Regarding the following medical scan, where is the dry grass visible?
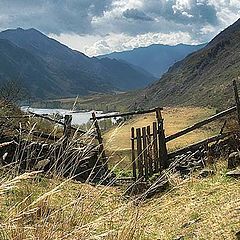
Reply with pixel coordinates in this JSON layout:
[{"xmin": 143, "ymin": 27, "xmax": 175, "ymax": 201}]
[
  {"xmin": 139, "ymin": 162, "xmax": 240, "ymax": 239},
  {"xmin": 103, "ymin": 107, "xmax": 218, "ymax": 171},
  {"xmin": 1, "ymin": 106, "xmax": 239, "ymax": 239},
  {"xmin": 104, "ymin": 107, "xmax": 217, "ymax": 152},
  {"xmin": 0, "ymin": 161, "xmax": 239, "ymax": 239}
]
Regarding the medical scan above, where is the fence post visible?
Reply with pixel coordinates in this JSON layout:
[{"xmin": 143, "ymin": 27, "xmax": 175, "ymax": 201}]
[
  {"xmin": 92, "ymin": 112, "xmax": 108, "ymax": 170},
  {"xmin": 155, "ymin": 108, "xmax": 169, "ymax": 170},
  {"xmin": 233, "ymin": 80, "xmax": 240, "ymax": 126},
  {"xmin": 152, "ymin": 121, "xmax": 159, "ymax": 172},
  {"xmin": 142, "ymin": 127, "xmax": 149, "ymax": 179},
  {"xmin": 147, "ymin": 125, "xmax": 153, "ymax": 176},
  {"xmin": 131, "ymin": 127, "xmax": 137, "ymax": 181},
  {"xmin": 63, "ymin": 115, "xmax": 72, "ymax": 140},
  {"xmin": 136, "ymin": 128, "xmax": 144, "ymax": 178}
]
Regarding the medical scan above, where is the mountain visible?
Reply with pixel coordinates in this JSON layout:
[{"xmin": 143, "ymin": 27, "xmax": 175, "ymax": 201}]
[
  {"xmin": 0, "ymin": 28, "xmax": 155, "ymax": 99},
  {"xmin": 99, "ymin": 43, "xmax": 206, "ymax": 77},
  {"xmin": 134, "ymin": 18, "xmax": 240, "ymax": 109}
]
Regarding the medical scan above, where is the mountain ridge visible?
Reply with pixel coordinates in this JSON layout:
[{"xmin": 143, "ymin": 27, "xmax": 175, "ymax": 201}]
[
  {"xmin": 0, "ymin": 28, "xmax": 155, "ymax": 99},
  {"xmin": 98, "ymin": 43, "xmax": 206, "ymax": 77},
  {"xmin": 134, "ymin": 18, "xmax": 240, "ymax": 109}
]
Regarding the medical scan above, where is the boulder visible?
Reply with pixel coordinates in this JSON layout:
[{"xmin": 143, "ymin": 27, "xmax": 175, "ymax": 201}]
[
  {"xmin": 236, "ymin": 231, "xmax": 240, "ymax": 240},
  {"xmin": 228, "ymin": 152, "xmax": 240, "ymax": 169},
  {"xmin": 198, "ymin": 169, "xmax": 215, "ymax": 178}
]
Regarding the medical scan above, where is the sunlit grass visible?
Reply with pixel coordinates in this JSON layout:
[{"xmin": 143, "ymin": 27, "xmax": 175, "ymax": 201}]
[
  {"xmin": 1, "ymin": 160, "xmax": 239, "ymax": 239},
  {"xmin": 103, "ymin": 107, "xmax": 218, "ymax": 171}
]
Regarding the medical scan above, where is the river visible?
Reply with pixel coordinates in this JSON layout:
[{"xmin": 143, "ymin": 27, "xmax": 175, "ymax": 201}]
[{"xmin": 21, "ymin": 107, "xmax": 118, "ymax": 125}]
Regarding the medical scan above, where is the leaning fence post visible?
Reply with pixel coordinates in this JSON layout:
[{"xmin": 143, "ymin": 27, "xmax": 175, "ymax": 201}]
[
  {"xmin": 233, "ymin": 80, "xmax": 240, "ymax": 126},
  {"xmin": 155, "ymin": 108, "xmax": 169, "ymax": 170},
  {"xmin": 92, "ymin": 111, "xmax": 108, "ymax": 170},
  {"xmin": 63, "ymin": 115, "xmax": 72, "ymax": 140},
  {"xmin": 131, "ymin": 127, "xmax": 137, "ymax": 181}
]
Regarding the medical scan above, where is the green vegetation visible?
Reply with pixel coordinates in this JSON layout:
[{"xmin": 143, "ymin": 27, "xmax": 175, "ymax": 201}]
[{"xmin": 32, "ymin": 92, "xmax": 138, "ymax": 112}]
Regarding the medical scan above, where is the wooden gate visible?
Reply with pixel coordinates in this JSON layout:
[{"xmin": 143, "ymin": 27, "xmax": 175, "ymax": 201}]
[{"xmin": 131, "ymin": 109, "xmax": 168, "ymax": 180}]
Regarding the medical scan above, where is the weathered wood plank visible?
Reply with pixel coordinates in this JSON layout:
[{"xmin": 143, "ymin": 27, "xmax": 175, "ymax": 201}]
[
  {"xmin": 142, "ymin": 127, "xmax": 149, "ymax": 179},
  {"xmin": 156, "ymin": 108, "xmax": 169, "ymax": 170},
  {"xmin": 90, "ymin": 107, "xmax": 163, "ymax": 120},
  {"xmin": 92, "ymin": 112, "xmax": 108, "ymax": 169},
  {"xmin": 63, "ymin": 115, "xmax": 72, "ymax": 139},
  {"xmin": 147, "ymin": 125, "xmax": 153, "ymax": 176},
  {"xmin": 131, "ymin": 127, "xmax": 137, "ymax": 180},
  {"xmin": 136, "ymin": 128, "xmax": 144, "ymax": 178},
  {"xmin": 168, "ymin": 132, "xmax": 232, "ymax": 159},
  {"xmin": 152, "ymin": 122, "xmax": 159, "ymax": 172},
  {"xmin": 28, "ymin": 111, "xmax": 90, "ymax": 136}
]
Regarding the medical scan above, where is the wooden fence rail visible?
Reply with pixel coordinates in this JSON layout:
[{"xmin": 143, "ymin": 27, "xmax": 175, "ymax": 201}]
[
  {"xmin": 168, "ymin": 132, "xmax": 232, "ymax": 159},
  {"xmin": 28, "ymin": 111, "xmax": 95, "ymax": 136},
  {"xmin": 90, "ymin": 107, "xmax": 163, "ymax": 120},
  {"xmin": 165, "ymin": 106, "xmax": 236, "ymax": 142}
]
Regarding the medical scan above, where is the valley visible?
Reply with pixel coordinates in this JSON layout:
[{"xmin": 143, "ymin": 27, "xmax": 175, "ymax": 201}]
[{"xmin": 0, "ymin": 7, "xmax": 240, "ymax": 240}]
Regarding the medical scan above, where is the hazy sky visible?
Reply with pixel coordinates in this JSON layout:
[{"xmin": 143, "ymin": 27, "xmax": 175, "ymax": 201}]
[{"xmin": 0, "ymin": 0, "xmax": 239, "ymax": 56}]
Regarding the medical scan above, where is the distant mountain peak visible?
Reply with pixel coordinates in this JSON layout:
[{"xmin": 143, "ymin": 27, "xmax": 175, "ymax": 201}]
[{"xmin": 99, "ymin": 43, "xmax": 206, "ymax": 77}]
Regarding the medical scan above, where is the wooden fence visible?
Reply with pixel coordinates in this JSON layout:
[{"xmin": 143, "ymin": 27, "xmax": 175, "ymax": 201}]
[
  {"xmin": 2, "ymin": 80, "xmax": 240, "ymax": 182},
  {"xmin": 131, "ymin": 108, "xmax": 168, "ymax": 180},
  {"xmin": 131, "ymin": 80, "xmax": 240, "ymax": 181}
]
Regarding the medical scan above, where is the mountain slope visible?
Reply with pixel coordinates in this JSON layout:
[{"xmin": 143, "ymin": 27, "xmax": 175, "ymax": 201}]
[
  {"xmin": 0, "ymin": 28, "xmax": 155, "ymax": 99},
  {"xmin": 99, "ymin": 43, "xmax": 206, "ymax": 77},
  {"xmin": 135, "ymin": 18, "xmax": 240, "ymax": 109}
]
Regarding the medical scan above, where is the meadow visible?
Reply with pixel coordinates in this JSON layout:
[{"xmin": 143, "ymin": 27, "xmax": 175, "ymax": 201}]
[
  {"xmin": 103, "ymin": 107, "xmax": 220, "ymax": 172},
  {"xmin": 1, "ymin": 106, "xmax": 239, "ymax": 240}
]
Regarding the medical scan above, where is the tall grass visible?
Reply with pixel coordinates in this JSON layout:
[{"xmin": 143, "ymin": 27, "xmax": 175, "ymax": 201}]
[
  {"xmin": 0, "ymin": 108, "xmax": 239, "ymax": 239},
  {"xmin": 0, "ymin": 119, "xmax": 148, "ymax": 240}
]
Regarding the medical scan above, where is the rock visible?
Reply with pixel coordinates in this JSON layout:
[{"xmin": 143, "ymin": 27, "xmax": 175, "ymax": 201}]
[
  {"xmin": 228, "ymin": 152, "xmax": 240, "ymax": 169},
  {"xmin": 236, "ymin": 231, "xmax": 240, "ymax": 240},
  {"xmin": 34, "ymin": 159, "xmax": 50, "ymax": 170},
  {"xmin": 193, "ymin": 150, "xmax": 201, "ymax": 158},
  {"xmin": 125, "ymin": 182, "xmax": 149, "ymax": 196},
  {"xmin": 173, "ymin": 236, "xmax": 184, "ymax": 240},
  {"xmin": 144, "ymin": 179, "xmax": 169, "ymax": 198},
  {"xmin": 181, "ymin": 218, "xmax": 201, "ymax": 228},
  {"xmin": 226, "ymin": 169, "xmax": 240, "ymax": 178},
  {"xmin": 198, "ymin": 169, "xmax": 215, "ymax": 178},
  {"xmin": 196, "ymin": 160, "xmax": 204, "ymax": 167}
]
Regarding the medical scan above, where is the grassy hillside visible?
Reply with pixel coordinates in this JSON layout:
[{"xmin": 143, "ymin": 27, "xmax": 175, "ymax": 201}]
[{"xmin": 135, "ymin": 18, "xmax": 240, "ymax": 110}]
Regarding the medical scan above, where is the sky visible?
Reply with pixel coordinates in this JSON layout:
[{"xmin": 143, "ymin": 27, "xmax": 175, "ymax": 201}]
[{"xmin": 0, "ymin": 0, "xmax": 239, "ymax": 56}]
